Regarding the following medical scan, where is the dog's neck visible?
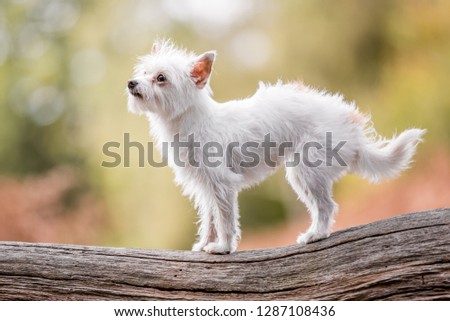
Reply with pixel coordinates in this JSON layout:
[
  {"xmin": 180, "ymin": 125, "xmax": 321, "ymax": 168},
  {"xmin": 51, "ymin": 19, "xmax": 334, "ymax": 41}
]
[{"xmin": 147, "ymin": 90, "xmax": 216, "ymax": 141}]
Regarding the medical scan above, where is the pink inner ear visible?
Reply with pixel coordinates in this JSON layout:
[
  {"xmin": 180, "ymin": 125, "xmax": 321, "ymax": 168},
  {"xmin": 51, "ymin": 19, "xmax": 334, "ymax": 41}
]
[{"xmin": 191, "ymin": 57, "xmax": 213, "ymax": 88}]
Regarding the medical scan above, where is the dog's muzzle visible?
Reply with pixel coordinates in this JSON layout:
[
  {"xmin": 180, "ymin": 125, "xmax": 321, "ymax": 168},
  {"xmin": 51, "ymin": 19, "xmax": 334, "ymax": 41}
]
[{"xmin": 128, "ymin": 80, "xmax": 143, "ymax": 98}]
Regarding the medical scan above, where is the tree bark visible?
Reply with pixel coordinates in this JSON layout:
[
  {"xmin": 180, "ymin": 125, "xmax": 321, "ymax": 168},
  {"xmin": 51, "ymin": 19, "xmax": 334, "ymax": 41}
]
[{"xmin": 0, "ymin": 208, "xmax": 449, "ymax": 300}]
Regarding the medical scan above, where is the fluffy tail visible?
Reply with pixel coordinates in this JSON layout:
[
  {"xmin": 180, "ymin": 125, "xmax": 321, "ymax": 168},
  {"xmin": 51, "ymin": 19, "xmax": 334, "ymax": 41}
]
[{"xmin": 354, "ymin": 128, "xmax": 426, "ymax": 183}]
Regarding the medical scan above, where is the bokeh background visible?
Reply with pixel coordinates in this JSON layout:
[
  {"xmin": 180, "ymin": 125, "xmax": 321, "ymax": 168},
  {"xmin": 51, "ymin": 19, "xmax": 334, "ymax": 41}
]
[{"xmin": 1, "ymin": 0, "xmax": 449, "ymax": 250}]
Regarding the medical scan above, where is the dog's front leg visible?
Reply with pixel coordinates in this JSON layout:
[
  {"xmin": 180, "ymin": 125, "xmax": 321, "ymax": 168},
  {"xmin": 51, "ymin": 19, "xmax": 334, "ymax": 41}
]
[
  {"xmin": 192, "ymin": 191, "xmax": 216, "ymax": 252},
  {"xmin": 202, "ymin": 186, "xmax": 240, "ymax": 254}
]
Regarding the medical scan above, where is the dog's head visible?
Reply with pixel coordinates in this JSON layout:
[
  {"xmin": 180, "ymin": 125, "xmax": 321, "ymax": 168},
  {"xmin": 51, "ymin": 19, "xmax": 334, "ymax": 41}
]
[{"xmin": 127, "ymin": 39, "xmax": 215, "ymax": 119}]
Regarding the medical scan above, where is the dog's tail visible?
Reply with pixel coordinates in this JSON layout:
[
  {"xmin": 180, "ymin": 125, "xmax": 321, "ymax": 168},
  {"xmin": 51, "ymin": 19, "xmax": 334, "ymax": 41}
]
[{"xmin": 353, "ymin": 128, "xmax": 426, "ymax": 183}]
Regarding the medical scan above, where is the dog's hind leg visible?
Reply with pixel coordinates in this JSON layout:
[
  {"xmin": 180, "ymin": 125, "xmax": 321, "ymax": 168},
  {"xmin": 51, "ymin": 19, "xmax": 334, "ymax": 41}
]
[{"xmin": 285, "ymin": 166, "xmax": 338, "ymax": 245}]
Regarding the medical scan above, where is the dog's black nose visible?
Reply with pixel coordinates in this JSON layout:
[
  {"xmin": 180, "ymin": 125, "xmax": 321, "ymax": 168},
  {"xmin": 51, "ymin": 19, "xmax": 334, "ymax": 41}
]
[{"xmin": 128, "ymin": 80, "xmax": 138, "ymax": 90}]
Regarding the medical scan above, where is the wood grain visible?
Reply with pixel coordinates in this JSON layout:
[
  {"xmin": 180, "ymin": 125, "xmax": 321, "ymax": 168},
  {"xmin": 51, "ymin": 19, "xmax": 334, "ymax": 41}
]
[{"xmin": 0, "ymin": 208, "xmax": 449, "ymax": 300}]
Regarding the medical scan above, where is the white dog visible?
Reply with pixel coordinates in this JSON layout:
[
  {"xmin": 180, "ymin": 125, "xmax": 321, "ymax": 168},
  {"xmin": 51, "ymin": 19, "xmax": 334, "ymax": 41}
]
[{"xmin": 127, "ymin": 39, "xmax": 425, "ymax": 254}]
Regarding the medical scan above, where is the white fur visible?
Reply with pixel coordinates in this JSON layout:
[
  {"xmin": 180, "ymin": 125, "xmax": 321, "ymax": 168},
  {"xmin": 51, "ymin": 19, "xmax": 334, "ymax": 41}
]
[{"xmin": 127, "ymin": 39, "xmax": 425, "ymax": 254}]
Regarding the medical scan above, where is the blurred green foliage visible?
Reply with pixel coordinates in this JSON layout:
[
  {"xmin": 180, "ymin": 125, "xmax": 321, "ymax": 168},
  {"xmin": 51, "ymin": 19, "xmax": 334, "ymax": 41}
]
[{"xmin": 0, "ymin": 0, "xmax": 448, "ymax": 249}]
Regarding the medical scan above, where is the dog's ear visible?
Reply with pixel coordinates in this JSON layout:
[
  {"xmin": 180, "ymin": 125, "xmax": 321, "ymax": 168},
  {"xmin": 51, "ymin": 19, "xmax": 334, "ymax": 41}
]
[
  {"xmin": 151, "ymin": 42, "xmax": 159, "ymax": 54},
  {"xmin": 191, "ymin": 51, "xmax": 216, "ymax": 89}
]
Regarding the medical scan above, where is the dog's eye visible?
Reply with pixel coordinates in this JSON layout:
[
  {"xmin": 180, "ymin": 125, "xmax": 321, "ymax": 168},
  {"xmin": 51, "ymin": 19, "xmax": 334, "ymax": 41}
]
[{"xmin": 156, "ymin": 74, "xmax": 167, "ymax": 83}]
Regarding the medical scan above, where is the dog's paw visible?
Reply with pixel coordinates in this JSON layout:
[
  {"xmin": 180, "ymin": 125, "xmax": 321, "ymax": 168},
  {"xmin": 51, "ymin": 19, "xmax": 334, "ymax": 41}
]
[
  {"xmin": 296, "ymin": 231, "xmax": 329, "ymax": 246},
  {"xmin": 203, "ymin": 242, "xmax": 234, "ymax": 255},
  {"xmin": 192, "ymin": 241, "xmax": 207, "ymax": 252}
]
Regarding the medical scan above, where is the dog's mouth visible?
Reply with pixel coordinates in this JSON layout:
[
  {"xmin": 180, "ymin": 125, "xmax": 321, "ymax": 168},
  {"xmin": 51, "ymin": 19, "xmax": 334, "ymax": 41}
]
[{"xmin": 129, "ymin": 90, "xmax": 143, "ymax": 99}]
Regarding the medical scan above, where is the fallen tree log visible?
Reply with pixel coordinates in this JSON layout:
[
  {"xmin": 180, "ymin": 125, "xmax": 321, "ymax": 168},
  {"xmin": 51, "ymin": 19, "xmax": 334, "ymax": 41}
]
[{"xmin": 0, "ymin": 208, "xmax": 449, "ymax": 300}]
